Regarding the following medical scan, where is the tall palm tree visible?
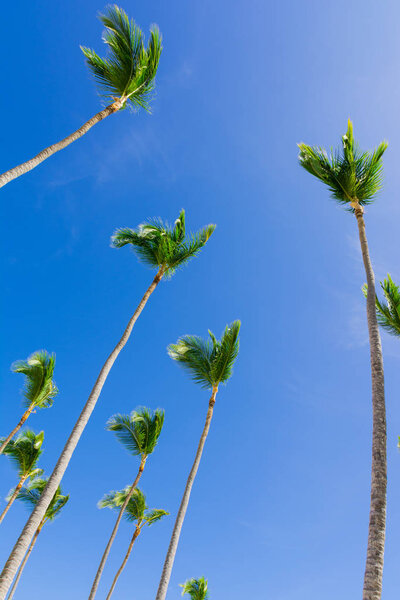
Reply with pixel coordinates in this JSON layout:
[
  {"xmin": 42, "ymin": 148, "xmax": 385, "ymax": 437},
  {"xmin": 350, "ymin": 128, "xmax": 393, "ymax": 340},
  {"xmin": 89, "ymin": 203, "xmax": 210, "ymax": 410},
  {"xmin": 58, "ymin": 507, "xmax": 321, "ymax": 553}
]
[
  {"xmin": 88, "ymin": 408, "xmax": 164, "ymax": 599},
  {"xmin": 155, "ymin": 321, "xmax": 241, "ymax": 600},
  {"xmin": 298, "ymin": 120, "xmax": 387, "ymax": 600},
  {"xmin": 0, "ymin": 430, "xmax": 44, "ymax": 524},
  {"xmin": 0, "ymin": 210, "xmax": 215, "ymax": 600},
  {"xmin": 98, "ymin": 486, "xmax": 168, "ymax": 600},
  {"xmin": 0, "ymin": 351, "xmax": 57, "ymax": 455},
  {"xmin": 180, "ymin": 577, "xmax": 209, "ymax": 600},
  {"xmin": 6, "ymin": 478, "xmax": 69, "ymax": 600},
  {"xmin": 0, "ymin": 5, "xmax": 162, "ymax": 189}
]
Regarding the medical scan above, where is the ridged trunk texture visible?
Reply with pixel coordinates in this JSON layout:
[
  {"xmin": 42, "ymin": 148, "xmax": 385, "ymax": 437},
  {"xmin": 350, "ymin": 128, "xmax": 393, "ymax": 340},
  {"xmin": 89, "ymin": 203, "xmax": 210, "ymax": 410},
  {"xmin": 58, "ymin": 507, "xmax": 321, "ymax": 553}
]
[
  {"xmin": 7, "ymin": 520, "xmax": 44, "ymax": 600},
  {"xmin": 0, "ymin": 407, "xmax": 34, "ymax": 455},
  {"xmin": 105, "ymin": 526, "xmax": 141, "ymax": 600},
  {"xmin": 0, "ymin": 476, "xmax": 28, "ymax": 524}
]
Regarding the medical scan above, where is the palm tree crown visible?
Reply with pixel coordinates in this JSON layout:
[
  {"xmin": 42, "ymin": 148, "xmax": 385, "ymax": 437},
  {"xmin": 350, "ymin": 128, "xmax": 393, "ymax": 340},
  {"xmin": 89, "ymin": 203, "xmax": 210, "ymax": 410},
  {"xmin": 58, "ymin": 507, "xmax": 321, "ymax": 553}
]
[
  {"xmin": 298, "ymin": 119, "xmax": 388, "ymax": 210},
  {"xmin": 363, "ymin": 274, "xmax": 400, "ymax": 337},
  {"xmin": 111, "ymin": 210, "xmax": 216, "ymax": 278},
  {"xmin": 168, "ymin": 321, "xmax": 241, "ymax": 389},
  {"xmin": 106, "ymin": 407, "xmax": 164, "ymax": 458},
  {"xmin": 12, "ymin": 351, "xmax": 58, "ymax": 410},
  {"xmin": 2, "ymin": 430, "xmax": 44, "ymax": 480},
  {"xmin": 13, "ymin": 478, "xmax": 69, "ymax": 522},
  {"xmin": 99, "ymin": 486, "xmax": 168, "ymax": 526},
  {"xmin": 81, "ymin": 5, "xmax": 162, "ymax": 111},
  {"xmin": 180, "ymin": 577, "xmax": 209, "ymax": 600}
]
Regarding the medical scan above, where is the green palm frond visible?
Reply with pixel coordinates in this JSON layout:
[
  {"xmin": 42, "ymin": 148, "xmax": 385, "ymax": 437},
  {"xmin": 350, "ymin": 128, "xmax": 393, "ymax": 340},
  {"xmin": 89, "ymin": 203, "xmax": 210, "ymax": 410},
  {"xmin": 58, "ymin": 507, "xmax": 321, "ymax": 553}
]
[
  {"xmin": 364, "ymin": 275, "xmax": 400, "ymax": 337},
  {"xmin": 107, "ymin": 407, "xmax": 164, "ymax": 457},
  {"xmin": 1, "ymin": 430, "xmax": 44, "ymax": 479},
  {"xmin": 298, "ymin": 119, "xmax": 388, "ymax": 210},
  {"xmin": 111, "ymin": 210, "xmax": 215, "ymax": 277},
  {"xmin": 209, "ymin": 321, "xmax": 241, "ymax": 384},
  {"xmin": 99, "ymin": 486, "xmax": 168, "ymax": 527},
  {"xmin": 12, "ymin": 350, "xmax": 58, "ymax": 410},
  {"xmin": 180, "ymin": 577, "xmax": 209, "ymax": 600},
  {"xmin": 144, "ymin": 508, "xmax": 169, "ymax": 527},
  {"xmin": 81, "ymin": 5, "xmax": 162, "ymax": 111},
  {"xmin": 12, "ymin": 478, "xmax": 69, "ymax": 521}
]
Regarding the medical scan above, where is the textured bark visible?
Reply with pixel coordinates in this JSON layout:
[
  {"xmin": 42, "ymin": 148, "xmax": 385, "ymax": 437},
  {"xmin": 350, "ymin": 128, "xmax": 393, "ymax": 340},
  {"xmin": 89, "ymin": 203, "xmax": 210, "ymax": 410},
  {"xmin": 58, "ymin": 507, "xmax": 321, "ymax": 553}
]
[
  {"xmin": 0, "ymin": 407, "xmax": 34, "ymax": 455},
  {"xmin": 0, "ymin": 100, "xmax": 123, "ymax": 189},
  {"xmin": 0, "ymin": 476, "xmax": 28, "ymax": 525},
  {"xmin": 353, "ymin": 205, "xmax": 387, "ymax": 600},
  {"xmin": 88, "ymin": 456, "xmax": 147, "ymax": 600},
  {"xmin": 7, "ymin": 520, "xmax": 44, "ymax": 600},
  {"xmin": 105, "ymin": 526, "xmax": 141, "ymax": 600},
  {"xmin": 0, "ymin": 269, "xmax": 164, "ymax": 599},
  {"xmin": 155, "ymin": 387, "xmax": 218, "ymax": 600}
]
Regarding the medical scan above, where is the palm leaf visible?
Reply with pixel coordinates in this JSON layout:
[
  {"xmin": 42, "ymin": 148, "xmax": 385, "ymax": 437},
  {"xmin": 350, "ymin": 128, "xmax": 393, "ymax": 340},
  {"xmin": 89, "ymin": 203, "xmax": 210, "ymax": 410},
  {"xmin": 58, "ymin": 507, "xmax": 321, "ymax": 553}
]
[
  {"xmin": 12, "ymin": 351, "xmax": 58, "ymax": 410},
  {"xmin": 1, "ymin": 430, "xmax": 44, "ymax": 478},
  {"xmin": 107, "ymin": 407, "xmax": 164, "ymax": 457},
  {"xmin": 180, "ymin": 577, "xmax": 209, "ymax": 600},
  {"xmin": 364, "ymin": 275, "xmax": 400, "ymax": 337}
]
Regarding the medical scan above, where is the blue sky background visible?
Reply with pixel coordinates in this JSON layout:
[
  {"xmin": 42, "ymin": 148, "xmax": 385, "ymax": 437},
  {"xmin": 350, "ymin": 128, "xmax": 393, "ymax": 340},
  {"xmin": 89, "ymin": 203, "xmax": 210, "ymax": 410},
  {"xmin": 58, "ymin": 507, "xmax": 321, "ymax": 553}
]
[{"xmin": 2, "ymin": 1, "xmax": 400, "ymax": 599}]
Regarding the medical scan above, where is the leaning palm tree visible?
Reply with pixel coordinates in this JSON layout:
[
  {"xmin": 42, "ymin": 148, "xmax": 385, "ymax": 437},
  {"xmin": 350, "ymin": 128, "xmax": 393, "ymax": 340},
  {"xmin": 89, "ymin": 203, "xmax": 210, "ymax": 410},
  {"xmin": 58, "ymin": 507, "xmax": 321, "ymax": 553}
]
[
  {"xmin": 180, "ymin": 577, "xmax": 209, "ymax": 600},
  {"xmin": 99, "ymin": 486, "xmax": 168, "ymax": 600},
  {"xmin": 0, "ymin": 430, "xmax": 44, "ymax": 524},
  {"xmin": 0, "ymin": 351, "xmax": 57, "ymax": 455},
  {"xmin": 155, "ymin": 321, "xmax": 241, "ymax": 600},
  {"xmin": 88, "ymin": 408, "xmax": 164, "ymax": 599},
  {"xmin": 0, "ymin": 211, "xmax": 214, "ymax": 600},
  {"xmin": 6, "ymin": 478, "xmax": 69, "ymax": 600},
  {"xmin": 298, "ymin": 120, "xmax": 387, "ymax": 600},
  {"xmin": 0, "ymin": 5, "xmax": 162, "ymax": 189}
]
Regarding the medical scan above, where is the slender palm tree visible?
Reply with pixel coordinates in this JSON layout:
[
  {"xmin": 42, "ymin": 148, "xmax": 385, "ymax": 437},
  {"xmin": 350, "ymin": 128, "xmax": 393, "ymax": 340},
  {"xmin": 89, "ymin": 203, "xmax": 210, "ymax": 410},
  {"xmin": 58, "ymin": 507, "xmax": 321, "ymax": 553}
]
[
  {"xmin": 0, "ymin": 430, "xmax": 44, "ymax": 524},
  {"xmin": 180, "ymin": 577, "xmax": 209, "ymax": 600},
  {"xmin": 155, "ymin": 321, "xmax": 241, "ymax": 600},
  {"xmin": 6, "ymin": 478, "xmax": 69, "ymax": 600},
  {"xmin": 298, "ymin": 120, "xmax": 387, "ymax": 600},
  {"xmin": 0, "ymin": 210, "xmax": 215, "ymax": 600},
  {"xmin": 0, "ymin": 351, "xmax": 57, "ymax": 455},
  {"xmin": 0, "ymin": 5, "xmax": 162, "ymax": 189},
  {"xmin": 98, "ymin": 486, "xmax": 168, "ymax": 600},
  {"xmin": 88, "ymin": 408, "xmax": 164, "ymax": 599}
]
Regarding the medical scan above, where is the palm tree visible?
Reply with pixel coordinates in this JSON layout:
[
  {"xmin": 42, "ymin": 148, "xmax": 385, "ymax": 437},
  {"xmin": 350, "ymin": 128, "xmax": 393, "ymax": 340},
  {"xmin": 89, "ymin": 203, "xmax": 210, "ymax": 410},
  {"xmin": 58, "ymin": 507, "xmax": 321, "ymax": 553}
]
[
  {"xmin": 0, "ymin": 210, "xmax": 215, "ymax": 600},
  {"xmin": 0, "ymin": 430, "xmax": 44, "ymax": 524},
  {"xmin": 155, "ymin": 321, "xmax": 241, "ymax": 600},
  {"xmin": 98, "ymin": 486, "xmax": 168, "ymax": 600},
  {"xmin": 298, "ymin": 120, "xmax": 387, "ymax": 600},
  {"xmin": 0, "ymin": 351, "xmax": 57, "ymax": 455},
  {"xmin": 180, "ymin": 577, "xmax": 209, "ymax": 600},
  {"xmin": 0, "ymin": 5, "xmax": 162, "ymax": 189},
  {"xmin": 88, "ymin": 408, "xmax": 164, "ymax": 599},
  {"xmin": 6, "ymin": 478, "xmax": 69, "ymax": 600}
]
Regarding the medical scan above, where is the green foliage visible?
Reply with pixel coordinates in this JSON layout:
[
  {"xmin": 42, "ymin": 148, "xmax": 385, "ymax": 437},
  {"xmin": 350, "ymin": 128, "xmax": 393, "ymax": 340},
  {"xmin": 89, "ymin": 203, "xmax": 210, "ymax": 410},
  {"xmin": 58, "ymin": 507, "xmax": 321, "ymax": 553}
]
[
  {"xmin": 168, "ymin": 320, "xmax": 241, "ymax": 389},
  {"xmin": 180, "ymin": 577, "xmax": 209, "ymax": 600},
  {"xmin": 12, "ymin": 350, "xmax": 58, "ymax": 410},
  {"xmin": 13, "ymin": 478, "xmax": 69, "ymax": 522},
  {"xmin": 111, "ymin": 209, "xmax": 215, "ymax": 278},
  {"xmin": 364, "ymin": 275, "xmax": 400, "ymax": 337},
  {"xmin": 107, "ymin": 407, "xmax": 164, "ymax": 457},
  {"xmin": 81, "ymin": 5, "xmax": 162, "ymax": 111},
  {"xmin": 298, "ymin": 119, "xmax": 388, "ymax": 210},
  {"xmin": 99, "ymin": 486, "xmax": 168, "ymax": 527},
  {"xmin": 1, "ymin": 430, "xmax": 44, "ymax": 480}
]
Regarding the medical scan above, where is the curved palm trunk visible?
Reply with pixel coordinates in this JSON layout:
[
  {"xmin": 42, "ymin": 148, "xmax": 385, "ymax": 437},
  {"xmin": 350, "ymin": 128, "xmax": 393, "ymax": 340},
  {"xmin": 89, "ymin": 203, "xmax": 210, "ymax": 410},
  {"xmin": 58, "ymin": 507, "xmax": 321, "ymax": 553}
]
[
  {"xmin": 6, "ymin": 519, "xmax": 44, "ymax": 600},
  {"xmin": 0, "ymin": 407, "xmax": 34, "ymax": 455},
  {"xmin": 0, "ymin": 100, "xmax": 123, "ymax": 189},
  {"xmin": 105, "ymin": 526, "xmax": 141, "ymax": 600},
  {"xmin": 0, "ymin": 269, "xmax": 164, "ymax": 600},
  {"xmin": 155, "ymin": 386, "xmax": 218, "ymax": 600},
  {"xmin": 0, "ymin": 476, "xmax": 28, "ymax": 525},
  {"xmin": 88, "ymin": 456, "xmax": 147, "ymax": 600},
  {"xmin": 353, "ymin": 204, "xmax": 387, "ymax": 600}
]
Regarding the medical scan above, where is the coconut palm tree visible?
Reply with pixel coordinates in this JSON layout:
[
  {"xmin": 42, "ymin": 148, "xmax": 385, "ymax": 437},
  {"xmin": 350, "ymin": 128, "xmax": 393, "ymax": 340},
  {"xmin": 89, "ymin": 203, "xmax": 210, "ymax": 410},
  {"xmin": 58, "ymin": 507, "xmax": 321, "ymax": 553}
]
[
  {"xmin": 298, "ymin": 120, "xmax": 387, "ymax": 600},
  {"xmin": 98, "ymin": 486, "xmax": 168, "ymax": 600},
  {"xmin": 88, "ymin": 408, "xmax": 164, "ymax": 599},
  {"xmin": 0, "ymin": 430, "xmax": 44, "ymax": 524},
  {"xmin": 6, "ymin": 478, "xmax": 69, "ymax": 600},
  {"xmin": 0, "ymin": 351, "xmax": 57, "ymax": 455},
  {"xmin": 0, "ymin": 5, "xmax": 162, "ymax": 189},
  {"xmin": 0, "ymin": 211, "xmax": 215, "ymax": 600},
  {"xmin": 180, "ymin": 577, "xmax": 209, "ymax": 600},
  {"xmin": 155, "ymin": 321, "xmax": 241, "ymax": 600}
]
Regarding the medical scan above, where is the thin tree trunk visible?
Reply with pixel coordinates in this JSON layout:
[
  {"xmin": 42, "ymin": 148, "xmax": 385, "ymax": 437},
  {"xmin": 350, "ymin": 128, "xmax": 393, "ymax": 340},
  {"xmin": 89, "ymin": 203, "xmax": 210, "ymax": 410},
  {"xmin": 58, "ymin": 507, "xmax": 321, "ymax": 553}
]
[
  {"xmin": 88, "ymin": 456, "xmax": 147, "ymax": 600},
  {"xmin": 353, "ymin": 204, "xmax": 387, "ymax": 600},
  {"xmin": 0, "ymin": 476, "xmax": 28, "ymax": 525},
  {"xmin": 0, "ymin": 269, "xmax": 164, "ymax": 600},
  {"xmin": 0, "ymin": 100, "xmax": 123, "ymax": 189},
  {"xmin": 0, "ymin": 408, "xmax": 34, "ymax": 455},
  {"xmin": 6, "ymin": 520, "xmax": 44, "ymax": 600},
  {"xmin": 105, "ymin": 526, "xmax": 141, "ymax": 600},
  {"xmin": 155, "ymin": 386, "xmax": 218, "ymax": 600}
]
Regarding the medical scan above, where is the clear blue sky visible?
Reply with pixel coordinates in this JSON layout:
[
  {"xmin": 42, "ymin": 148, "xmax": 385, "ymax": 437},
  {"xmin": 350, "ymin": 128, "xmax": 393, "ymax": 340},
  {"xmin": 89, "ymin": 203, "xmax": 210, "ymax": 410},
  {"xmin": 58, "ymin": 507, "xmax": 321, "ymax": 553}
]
[{"xmin": 1, "ymin": 1, "xmax": 400, "ymax": 599}]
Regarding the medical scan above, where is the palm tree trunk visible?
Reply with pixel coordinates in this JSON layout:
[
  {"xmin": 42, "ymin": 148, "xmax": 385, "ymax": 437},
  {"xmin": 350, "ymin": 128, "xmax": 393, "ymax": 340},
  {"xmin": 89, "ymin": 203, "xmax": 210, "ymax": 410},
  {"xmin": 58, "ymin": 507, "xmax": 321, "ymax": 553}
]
[
  {"xmin": 0, "ymin": 476, "xmax": 28, "ymax": 525},
  {"xmin": 353, "ymin": 204, "xmax": 387, "ymax": 600},
  {"xmin": 0, "ymin": 407, "xmax": 34, "ymax": 455},
  {"xmin": 155, "ymin": 386, "xmax": 218, "ymax": 600},
  {"xmin": 6, "ymin": 520, "xmax": 44, "ymax": 600},
  {"xmin": 0, "ymin": 99, "xmax": 123, "ymax": 189},
  {"xmin": 105, "ymin": 526, "xmax": 141, "ymax": 600},
  {"xmin": 88, "ymin": 456, "xmax": 147, "ymax": 600},
  {"xmin": 0, "ymin": 269, "xmax": 164, "ymax": 600}
]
